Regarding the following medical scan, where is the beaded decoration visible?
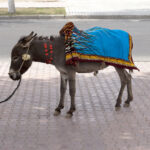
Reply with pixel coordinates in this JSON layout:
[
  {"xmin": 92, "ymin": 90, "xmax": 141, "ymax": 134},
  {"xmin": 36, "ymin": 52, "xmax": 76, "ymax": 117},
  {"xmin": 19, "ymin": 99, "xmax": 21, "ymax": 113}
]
[{"xmin": 44, "ymin": 43, "xmax": 53, "ymax": 64}]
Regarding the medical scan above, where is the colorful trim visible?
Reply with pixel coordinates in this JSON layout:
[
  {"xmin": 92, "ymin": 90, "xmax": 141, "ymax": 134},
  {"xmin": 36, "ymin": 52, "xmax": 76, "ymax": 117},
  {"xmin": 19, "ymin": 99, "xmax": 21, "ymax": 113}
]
[
  {"xmin": 59, "ymin": 22, "xmax": 74, "ymax": 41},
  {"xmin": 128, "ymin": 34, "xmax": 132, "ymax": 62},
  {"xmin": 60, "ymin": 22, "xmax": 138, "ymax": 70},
  {"xmin": 66, "ymin": 52, "xmax": 138, "ymax": 69}
]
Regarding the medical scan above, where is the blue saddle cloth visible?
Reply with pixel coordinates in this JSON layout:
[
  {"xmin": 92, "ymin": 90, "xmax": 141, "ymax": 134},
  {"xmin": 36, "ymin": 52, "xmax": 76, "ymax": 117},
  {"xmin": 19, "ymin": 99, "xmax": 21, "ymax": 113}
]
[
  {"xmin": 60, "ymin": 22, "xmax": 138, "ymax": 70},
  {"xmin": 72, "ymin": 26, "xmax": 130, "ymax": 61}
]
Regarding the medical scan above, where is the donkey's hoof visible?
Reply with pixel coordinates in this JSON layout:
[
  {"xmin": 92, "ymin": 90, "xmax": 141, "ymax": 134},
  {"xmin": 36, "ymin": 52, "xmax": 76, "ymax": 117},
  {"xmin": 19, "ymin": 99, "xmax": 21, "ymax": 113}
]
[
  {"xmin": 123, "ymin": 103, "xmax": 130, "ymax": 107},
  {"xmin": 65, "ymin": 112, "xmax": 73, "ymax": 118},
  {"xmin": 53, "ymin": 110, "xmax": 61, "ymax": 116},
  {"xmin": 115, "ymin": 106, "xmax": 121, "ymax": 111},
  {"xmin": 93, "ymin": 71, "xmax": 98, "ymax": 76}
]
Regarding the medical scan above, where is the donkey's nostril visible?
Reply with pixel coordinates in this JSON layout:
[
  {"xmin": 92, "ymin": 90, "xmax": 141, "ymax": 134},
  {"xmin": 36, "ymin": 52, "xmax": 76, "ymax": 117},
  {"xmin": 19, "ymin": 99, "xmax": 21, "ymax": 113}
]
[
  {"xmin": 9, "ymin": 72, "xmax": 21, "ymax": 81},
  {"xmin": 8, "ymin": 72, "xmax": 16, "ymax": 80}
]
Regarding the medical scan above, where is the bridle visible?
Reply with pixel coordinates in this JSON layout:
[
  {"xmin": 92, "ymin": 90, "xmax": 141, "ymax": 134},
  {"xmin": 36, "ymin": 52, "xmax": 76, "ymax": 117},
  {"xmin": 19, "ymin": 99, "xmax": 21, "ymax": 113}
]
[
  {"xmin": 17, "ymin": 39, "xmax": 33, "ymax": 74},
  {"xmin": 0, "ymin": 37, "xmax": 54, "ymax": 104},
  {"xmin": 0, "ymin": 39, "xmax": 32, "ymax": 104}
]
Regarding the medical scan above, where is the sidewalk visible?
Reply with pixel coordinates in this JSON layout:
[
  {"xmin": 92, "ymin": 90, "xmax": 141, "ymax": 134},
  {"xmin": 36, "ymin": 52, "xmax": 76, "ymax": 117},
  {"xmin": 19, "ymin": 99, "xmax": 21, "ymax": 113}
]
[
  {"xmin": 1, "ymin": 0, "xmax": 150, "ymax": 17},
  {"xmin": 0, "ymin": 60, "xmax": 149, "ymax": 150},
  {"xmin": 0, "ymin": 0, "xmax": 66, "ymax": 8}
]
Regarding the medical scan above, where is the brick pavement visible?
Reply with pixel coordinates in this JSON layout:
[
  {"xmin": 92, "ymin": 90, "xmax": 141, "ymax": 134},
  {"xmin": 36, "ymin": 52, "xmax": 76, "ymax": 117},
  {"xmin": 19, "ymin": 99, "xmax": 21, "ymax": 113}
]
[{"xmin": 0, "ymin": 60, "xmax": 149, "ymax": 150}]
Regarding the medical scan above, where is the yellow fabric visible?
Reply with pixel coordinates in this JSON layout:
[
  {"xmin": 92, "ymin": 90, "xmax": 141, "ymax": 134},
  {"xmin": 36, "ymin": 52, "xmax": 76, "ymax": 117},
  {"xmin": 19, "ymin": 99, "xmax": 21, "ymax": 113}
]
[{"xmin": 66, "ymin": 51, "xmax": 135, "ymax": 67}]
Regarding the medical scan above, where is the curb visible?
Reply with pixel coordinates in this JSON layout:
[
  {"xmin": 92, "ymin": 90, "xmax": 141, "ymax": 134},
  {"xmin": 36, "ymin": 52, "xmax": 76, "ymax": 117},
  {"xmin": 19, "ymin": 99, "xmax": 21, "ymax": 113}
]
[
  {"xmin": 0, "ymin": 15, "xmax": 65, "ymax": 19},
  {"xmin": 1, "ymin": 15, "xmax": 150, "ymax": 19},
  {"xmin": 66, "ymin": 15, "xmax": 150, "ymax": 19}
]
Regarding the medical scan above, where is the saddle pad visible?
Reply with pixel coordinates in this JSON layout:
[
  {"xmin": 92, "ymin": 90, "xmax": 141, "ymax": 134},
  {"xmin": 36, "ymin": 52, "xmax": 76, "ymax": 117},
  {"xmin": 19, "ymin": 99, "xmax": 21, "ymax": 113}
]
[{"xmin": 60, "ymin": 22, "xmax": 138, "ymax": 70}]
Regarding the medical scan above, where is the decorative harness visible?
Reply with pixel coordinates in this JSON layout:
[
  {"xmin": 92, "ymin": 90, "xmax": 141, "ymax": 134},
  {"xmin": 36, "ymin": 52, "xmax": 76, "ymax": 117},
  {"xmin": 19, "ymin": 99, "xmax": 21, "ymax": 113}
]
[
  {"xmin": 20, "ymin": 39, "xmax": 54, "ymax": 71},
  {"xmin": 0, "ymin": 38, "xmax": 53, "ymax": 104},
  {"xmin": 43, "ymin": 42, "xmax": 53, "ymax": 64}
]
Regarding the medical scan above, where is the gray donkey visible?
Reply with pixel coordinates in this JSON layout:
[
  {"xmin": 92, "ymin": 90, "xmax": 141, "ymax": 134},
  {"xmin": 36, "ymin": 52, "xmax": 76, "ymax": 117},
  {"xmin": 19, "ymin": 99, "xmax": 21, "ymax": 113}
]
[{"xmin": 9, "ymin": 30, "xmax": 134, "ymax": 117}]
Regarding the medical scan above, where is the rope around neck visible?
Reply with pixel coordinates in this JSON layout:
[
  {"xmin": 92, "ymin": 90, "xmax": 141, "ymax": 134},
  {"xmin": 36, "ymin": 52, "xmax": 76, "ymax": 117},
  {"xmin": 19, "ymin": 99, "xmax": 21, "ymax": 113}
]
[
  {"xmin": 0, "ymin": 78, "xmax": 21, "ymax": 104},
  {"xmin": 0, "ymin": 37, "xmax": 35, "ymax": 104}
]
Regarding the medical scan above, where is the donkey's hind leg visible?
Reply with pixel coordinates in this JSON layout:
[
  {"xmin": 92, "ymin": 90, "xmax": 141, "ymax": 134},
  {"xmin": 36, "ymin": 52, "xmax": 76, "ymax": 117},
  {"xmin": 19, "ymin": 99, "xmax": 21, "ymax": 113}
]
[
  {"xmin": 54, "ymin": 76, "xmax": 67, "ymax": 116},
  {"xmin": 115, "ymin": 67, "xmax": 128, "ymax": 109},
  {"xmin": 123, "ymin": 70, "xmax": 133, "ymax": 107},
  {"xmin": 66, "ymin": 78, "xmax": 76, "ymax": 117}
]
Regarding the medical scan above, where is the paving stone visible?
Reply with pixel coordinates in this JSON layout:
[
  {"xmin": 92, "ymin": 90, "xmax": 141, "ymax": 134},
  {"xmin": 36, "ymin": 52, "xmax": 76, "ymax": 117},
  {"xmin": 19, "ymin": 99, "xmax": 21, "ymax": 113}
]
[{"xmin": 0, "ymin": 61, "xmax": 149, "ymax": 150}]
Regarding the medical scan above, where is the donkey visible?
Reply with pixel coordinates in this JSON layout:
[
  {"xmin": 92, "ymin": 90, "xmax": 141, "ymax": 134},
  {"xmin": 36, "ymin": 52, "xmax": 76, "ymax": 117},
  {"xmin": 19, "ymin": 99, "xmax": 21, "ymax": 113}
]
[{"xmin": 8, "ymin": 31, "xmax": 133, "ymax": 117}]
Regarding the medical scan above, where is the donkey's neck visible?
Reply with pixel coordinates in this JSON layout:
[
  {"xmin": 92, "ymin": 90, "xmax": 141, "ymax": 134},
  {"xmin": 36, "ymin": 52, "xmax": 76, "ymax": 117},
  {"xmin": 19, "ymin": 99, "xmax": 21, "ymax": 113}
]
[{"xmin": 31, "ymin": 36, "xmax": 65, "ymax": 65}]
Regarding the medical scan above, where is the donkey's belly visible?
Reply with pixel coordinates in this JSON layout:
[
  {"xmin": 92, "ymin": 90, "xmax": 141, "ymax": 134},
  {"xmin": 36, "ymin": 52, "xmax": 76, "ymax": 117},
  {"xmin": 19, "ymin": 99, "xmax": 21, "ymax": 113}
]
[{"xmin": 75, "ymin": 62, "xmax": 107, "ymax": 73}]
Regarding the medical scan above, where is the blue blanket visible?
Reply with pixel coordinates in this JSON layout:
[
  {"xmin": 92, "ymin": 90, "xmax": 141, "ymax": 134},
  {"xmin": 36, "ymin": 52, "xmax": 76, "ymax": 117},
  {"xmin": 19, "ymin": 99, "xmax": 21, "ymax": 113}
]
[
  {"xmin": 72, "ymin": 26, "xmax": 130, "ymax": 61},
  {"xmin": 60, "ymin": 22, "xmax": 138, "ymax": 70}
]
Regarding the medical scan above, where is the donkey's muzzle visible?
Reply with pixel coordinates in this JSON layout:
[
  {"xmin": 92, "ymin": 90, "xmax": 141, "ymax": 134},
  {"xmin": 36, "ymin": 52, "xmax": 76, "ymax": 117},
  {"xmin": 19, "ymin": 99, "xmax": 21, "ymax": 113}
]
[{"xmin": 9, "ymin": 72, "xmax": 21, "ymax": 81}]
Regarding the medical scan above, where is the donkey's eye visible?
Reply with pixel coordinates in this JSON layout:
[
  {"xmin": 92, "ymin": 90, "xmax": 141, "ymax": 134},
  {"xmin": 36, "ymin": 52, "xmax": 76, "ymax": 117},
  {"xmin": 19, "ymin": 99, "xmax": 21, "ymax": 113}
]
[{"xmin": 13, "ymin": 56, "xmax": 19, "ymax": 61}]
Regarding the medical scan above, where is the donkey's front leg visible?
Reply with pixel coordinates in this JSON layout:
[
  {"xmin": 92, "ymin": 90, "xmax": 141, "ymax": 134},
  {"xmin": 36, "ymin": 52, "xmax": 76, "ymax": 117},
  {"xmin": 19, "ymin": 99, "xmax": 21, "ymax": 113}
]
[
  {"xmin": 66, "ymin": 78, "xmax": 76, "ymax": 117},
  {"xmin": 54, "ymin": 75, "xmax": 67, "ymax": 116}
]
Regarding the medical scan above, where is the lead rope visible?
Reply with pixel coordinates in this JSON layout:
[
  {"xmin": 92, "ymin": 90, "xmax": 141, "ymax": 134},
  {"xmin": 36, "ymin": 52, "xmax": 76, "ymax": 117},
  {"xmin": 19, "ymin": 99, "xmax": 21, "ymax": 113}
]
[
  {"xmin": 0, "ymin": 41, "xmax": 32, "ymax": 104},
  {"xmin": 0, "ymin": 78, "xmax": 21, "ymax": 104}
]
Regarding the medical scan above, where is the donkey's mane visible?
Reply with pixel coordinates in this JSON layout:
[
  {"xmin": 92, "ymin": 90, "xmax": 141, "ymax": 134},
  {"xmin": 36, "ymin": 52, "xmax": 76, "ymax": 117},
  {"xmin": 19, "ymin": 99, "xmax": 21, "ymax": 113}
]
[
  {"xmin": 18, "ymin": 34, "xmax": 62, "ymax": 43},
  {"xmin": 34, "ymin": 35, "xmax": 62, "ymax": 41},
  {"xmin": 34, "ymin": 36, "xmax": 51, "ymax": 40}
]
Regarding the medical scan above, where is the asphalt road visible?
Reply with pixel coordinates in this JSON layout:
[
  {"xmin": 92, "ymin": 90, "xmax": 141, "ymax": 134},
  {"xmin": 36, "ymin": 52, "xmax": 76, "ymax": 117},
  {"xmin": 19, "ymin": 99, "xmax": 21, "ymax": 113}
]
[{"xmin": 0, "ymin": 19, "xmax": 150, "ymax": 61}]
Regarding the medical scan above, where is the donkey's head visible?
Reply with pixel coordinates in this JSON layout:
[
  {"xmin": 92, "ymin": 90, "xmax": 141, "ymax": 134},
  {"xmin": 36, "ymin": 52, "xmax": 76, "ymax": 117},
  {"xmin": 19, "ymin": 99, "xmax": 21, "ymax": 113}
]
[{"xmin": 9, "ymin": 32, "xmax": 37, "ymax": 80}]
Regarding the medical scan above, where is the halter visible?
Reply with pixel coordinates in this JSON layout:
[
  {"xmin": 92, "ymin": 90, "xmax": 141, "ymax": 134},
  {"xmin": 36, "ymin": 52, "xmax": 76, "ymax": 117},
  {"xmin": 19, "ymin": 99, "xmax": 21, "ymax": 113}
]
[
  {"xmin": 0, "ymin": 39, "xmax": 32, "ymax": 104},
  {"xmin": 0, "ymin": 37, "xmax": 54, "ymax": 104},
  {"xmin": 17, "ymin": 39, "xmax": 33, "ymax": 73},
  {"xmin": 18, "ymin": 39, "xmax": 54, "ymax": 73}
]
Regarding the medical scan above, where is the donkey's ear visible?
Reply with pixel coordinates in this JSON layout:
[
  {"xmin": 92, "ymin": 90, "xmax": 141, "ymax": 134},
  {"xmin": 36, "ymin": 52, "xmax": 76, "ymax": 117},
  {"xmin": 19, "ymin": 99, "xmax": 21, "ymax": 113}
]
[
  {"xmin": 19, "ymin": 32, "xmax": 37, "ymax": 47},
  {"xmin": 19, "ymin": 32, "xmax": 37, "ymax": 43},
  {"xmin": 25, "ymin": 31, "xmax": 37, "ymax": 42},
  {"xmin": 25, "ymin": 31, "xmax": 34, "ymax": 42}
]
